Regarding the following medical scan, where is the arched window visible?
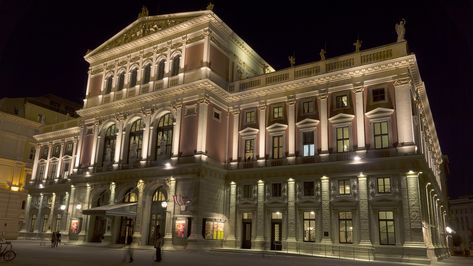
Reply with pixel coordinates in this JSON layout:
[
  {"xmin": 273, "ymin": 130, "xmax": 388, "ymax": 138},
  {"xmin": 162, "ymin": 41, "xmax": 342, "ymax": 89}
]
[
  {"xmin": 130, "ymin": 68, "xmax": 138, "ymax": 87},
  {"xmin": 152, "ymin": 187, "xmax": 167, "ymax": 202},
  {"xmin": 128, "ymin": 119, "xmax": 143, "ymax": 162},
  {"xmin": 142, "ymin": 64, "xmax": 151, "ymax": 84},
  {"xmin": 155, "ymin": 113, "xmax": 173, "ymax": 159},
  {"xmin": 171, "ymin": 55, "xmax": 181, "ymax": 76},
  {"xmin": 96, "ymin": 190, "xmax": 110, "ymax": 207},
  {"xmin": 102, "ymin": 124, "xmax": 117, "ymax": 164},
  {"xmin": 156, "ymin": 59, "xmax": 165, "ymax": 80},
  {"xmin": 123, "ymin": 188, "xmax": 137, "ymax": 203},
  {"xmin": 117, "ymin": 72, "xmax": 125, "ymax": 91},
  {"xmin": 105, "ymin": 75, "xmax": 113, "ymax": 94}
]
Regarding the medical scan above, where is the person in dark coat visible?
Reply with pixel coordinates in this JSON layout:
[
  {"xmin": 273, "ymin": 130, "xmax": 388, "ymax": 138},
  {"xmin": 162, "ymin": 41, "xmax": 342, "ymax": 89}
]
[{"xmin": 154, "ymin": 231, "xmax": 164, "ymax": 262}]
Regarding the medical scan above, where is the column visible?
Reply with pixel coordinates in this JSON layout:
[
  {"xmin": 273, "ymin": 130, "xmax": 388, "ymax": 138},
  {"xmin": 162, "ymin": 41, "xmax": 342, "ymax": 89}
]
[
  {"xmin": 258, "ymin": 104, "xmax": 266, "ymax": 159},
  {"xmin": 202, "ymin": 29, "xmax": 211, "ymax": 67},
  {"xmin": 320, "ymin": 176, "xmax": 331, "ymax": 243},
  {"xmin": 66, "ymin": 185, "xmax": 75, "ymax": 236},
  {"xmin": 196, "ymin": 96, "xmax": 209, "ymax": 154},
  {"xmin": 79, "ymin": 185, "xmax": 91, "ymax": 240},
  {"xmin": 319, "ymin": 95, "xmax": 328, "ymax": 153},
  {"xmin": 172, "ymin": 104, "xmax": 182, "ymax": 157},
  {"xmin": 90, "ymin": 123, "xmax": 100, "ymax": 166},
  {"xmin": 255, "ymin": 180, "xmax": 265, "ymax": 248},
  {"xmin": 141, "ymin": 113, "xmax": 152, "ymax": 161},
  {"xmin": 165, "ymin": 178, "xmax": 176, "ymax": 241},
  {"xmin": 43, "ymin": 143, "xmax": 52, "ymax": 180},
  {"xmin": 35, "ymin": 194, "xmax": 44, "ymax": 233},
  {"xmin": 133, "ymin": 180, "xmax": 145, "ymax": 242},
  {"xmin": 287, "ymin": 178, "xmax": 296, "ymax": 244},
  {"xmin": 74, "ymin": 126, "xmax": 84, "ymax": 168},
  {"xmin": 31, "ymin": 144, "xmax": 41, "ymax": 181},
  {"xmin": 114, "ymin": 118, "xmax": 124, "ymax": 164},
  {"xmin": 354, "ymin": 86, "xmax": 365, "ymax": 150},
  {"xmin": 227, "ymin": 182, "xmax": 237, "ymax": 245},
  {"xmin": 357, "ymin": 174, "xmax": 371, "ymax": 245},
  {"xmin": 402, "ymin": 172, "xmax": 424, "ymax": 245},
  {"xmin": 104, "ymin": 182, "xmax": 115, "ymax": 241},
  {"xmin": 61, "ymin": 192, "xmax": 69, "ymax": 233},
  {"xmin": 20, "ymin": 194, "xmax": 32, "ymax": 232},
  {"xmin": 71, "ymin": 138, "xmax": 78, "ymax": 171},
  {"xmin": 231, "ymin": 109, "xmax": 239, "ymax": 161},
  {"xmin": 394, "ymin": 82, "xmax": 415, "ymax": 146},
  {"xmin": 47, "ymin": 193, "xmax": 56, "ymax": 232},
  {"xmin": 287, "ymin": 97, "xmax": 296, "ymax": 157},
  {"xmin": 56, "ymin": 143, "xmax": 65, "ymax": 178}
]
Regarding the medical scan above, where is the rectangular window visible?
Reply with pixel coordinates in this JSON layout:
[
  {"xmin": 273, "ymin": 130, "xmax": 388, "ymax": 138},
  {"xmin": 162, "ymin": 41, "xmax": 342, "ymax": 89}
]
[
  {"xmin": 273, "ymin": 106, "xmax": 283, "ymax": 119},
  {"xmin": 302, "ymin": 131, "xmax": 315, "ymax": 156},
  {"xmin": 339, "ymin": 211, "xmax": 353, "ymax": 243},
  {"xmin": 204, "ymin": 220, "xmax": 224, "ymax": 240},
  {"xmin": 271, "ymin": 183, "xmax": 282, "ymax": 197},
  {"xmin": 379, "ymin": 211, "xmax": 395, "ymax": 245},
  {"xmin": 62, "ymin": 161, "xmax": 70, "ymax": 178},
  {"xmin": 303, "ymin": 181, "xmax": 315, "ymax": 196},
  {"xmin": 48, "ymin": 163, "xmax": 57, "ymax": 179},
  {"xmin": 303, "ymin": 211, "xmax": 316, "ymax": 242},
  {"xmin": 244, "ymin": 139, "xmax": 255, "ymax": 160},
  {"xmin": 242, "ymin": 185, "xmax": 253, "ymax": 199},
  {"xmin": 302, "ymin": 101, "xmax": 315, "ymax": 114},
  {"xmin": 335, "ymin": 95, "xmax": 348, "ymax": 108},
  {"xmin": 372, "ymin": 88, "xmax": 386, "ymax": 102},
  {"xmin": 336, "ymin": 127, "xmax": 350, "ymax": 152},
  {"xmin": 42, "ymin": 214, "xmax": 49, "ymax": 232},
  {"xmin": 272, "ymin": 135, "xmax": 283, "ymax": 159},
  {"xmin": 37, "ymin": 164, "xmax": 46, "ymax": 179},
  {"xmin": 373, "ymin": 121, "xmax": 389, "ymax": 149},
  {"xmin": 377, "ymin": 177, "xmax": 391, "ymax": 193},
  {"xmin": 213, "ymin": 111, "xmax": 220, "ymax": 121},
  {"xmin": 105, "ymin": 76, "xmax": 113, "ymax": 93},
  {"xmin": 338, "ymin": 179, "xmax": 351, "ymax": 195},
  {"xmin": 55, "ymin": 214, "xmax": 62, "ymax": 232},
  {"xmin": 246, "ymin": 111, "xmax": 256, "ymax": 124}
]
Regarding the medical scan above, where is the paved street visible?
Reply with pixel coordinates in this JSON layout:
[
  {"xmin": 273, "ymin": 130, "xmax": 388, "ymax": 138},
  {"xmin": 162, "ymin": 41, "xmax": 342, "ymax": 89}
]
[{"xmin": 5, "ymin": 240, "xmax": 473, "ymax": 266}]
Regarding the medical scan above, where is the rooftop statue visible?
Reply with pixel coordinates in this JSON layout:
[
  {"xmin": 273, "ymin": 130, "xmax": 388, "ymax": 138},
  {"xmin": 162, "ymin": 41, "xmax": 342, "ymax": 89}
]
[
  {"xmin": 353, "ymin": 39, "xmax": 362, "ymax": 52},
  {"xmin": 288, "ymin": 55, "xmax": 296, "ymax": 67},
  {"xmin": 138, "ymin": 5, "xmax": 149, "ymax": 18},
  {"xmin": 206, "ymin": 3, "xmax": 214, "ymax": 11},
  {"xmin": 319, "ymin": 48, "xmax": 326, "ymax": 60},
  {"xmin": 395, "ymin": 18, "xmax": 406, "ymax": 42}
]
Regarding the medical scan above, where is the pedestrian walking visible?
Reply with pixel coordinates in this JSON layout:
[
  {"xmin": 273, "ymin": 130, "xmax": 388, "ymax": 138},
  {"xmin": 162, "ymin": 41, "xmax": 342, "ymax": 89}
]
[
  {"xmin": 51, "ymin": 232, "xmax": 57, "ymax": 248},
  {"xmin": 154, "ymin": 231, "xmax": 164, "ymax": 262},
  {"xmin": 56, "ymin": 231, "xmax": 61, "ymax": 247},
  {"xmin": 123, "ymin": 234, "xmax": 134, "ymax": 263}
]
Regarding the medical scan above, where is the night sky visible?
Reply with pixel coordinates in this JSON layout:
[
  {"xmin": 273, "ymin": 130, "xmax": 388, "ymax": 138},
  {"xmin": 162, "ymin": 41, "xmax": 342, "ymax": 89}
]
[{"xmin": 1, "ymin": 0, "xmax": 472, "ymax": 198}]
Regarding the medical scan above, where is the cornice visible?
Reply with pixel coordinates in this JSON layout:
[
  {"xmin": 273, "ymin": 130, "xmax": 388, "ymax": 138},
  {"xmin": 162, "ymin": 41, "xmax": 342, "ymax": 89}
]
[{"xmin": 34, "ymin": 127, "xmax": 81, "ymax": 142}]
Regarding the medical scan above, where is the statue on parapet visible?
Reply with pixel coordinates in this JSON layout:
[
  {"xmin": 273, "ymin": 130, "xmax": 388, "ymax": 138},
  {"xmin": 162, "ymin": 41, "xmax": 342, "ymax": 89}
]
[
  {"xmin": 319, "ymin": 48, "xmax": 326, "ymax": 61},
  {"xmin": 206, "ymin": 2, "xmax": 214, "ymax": 11},
  {"xmin": 353, "ymin": 39, "xmax": 362, "ymax": 52},
  {"xmin": 395, "ymin": 18, "xmax": 406, "ymax": 42},
  {"xmin": 138, "ymin": 5, "xmax": 149, "ymax": 18},
  {"xmin": 288, "ymin": 55, "xmax": 296, "ymax": 67}
]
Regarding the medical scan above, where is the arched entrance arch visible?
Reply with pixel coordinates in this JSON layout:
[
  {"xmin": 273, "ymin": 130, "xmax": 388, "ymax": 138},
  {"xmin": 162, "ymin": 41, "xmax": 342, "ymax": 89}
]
[
  {"xmin": 148, "ymin": 187, "xmax": 167, "ymax": 245},
  {"xmin": 90, "ymin": 190, "xmax": 110, "ymax": 242}
]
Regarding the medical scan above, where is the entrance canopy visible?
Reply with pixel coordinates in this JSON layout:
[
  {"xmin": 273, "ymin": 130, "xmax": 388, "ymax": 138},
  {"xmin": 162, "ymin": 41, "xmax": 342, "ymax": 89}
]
[{"xmin": 82, "ymin": 202, "xmax": 137, "ymax": 217}]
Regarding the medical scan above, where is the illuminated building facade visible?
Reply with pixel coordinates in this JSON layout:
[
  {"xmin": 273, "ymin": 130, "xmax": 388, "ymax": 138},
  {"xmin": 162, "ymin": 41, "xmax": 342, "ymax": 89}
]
[{"xmin": 22, "ymin": 8, "xmax": 449, "ymax": 263}]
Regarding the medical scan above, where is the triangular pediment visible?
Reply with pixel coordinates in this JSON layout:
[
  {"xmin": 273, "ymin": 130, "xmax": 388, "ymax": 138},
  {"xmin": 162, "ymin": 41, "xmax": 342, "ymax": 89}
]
[
  {"xmin": 328, "ymin": 113, "xmax": 355, "ymax": 124},
  {"xmin": 239, "ymin": 127, "xmax": 259, "ymax": 136},
  {"xmin": 88, "ymin": 12, "xmax": 206, "ymax": 57},
  {"xmin": 365, "ymin": 107, "xmax": 394, "ymax": 119},
  {"xmin": 266, "ymin": 123, "xmax": 288, "ymax": 132},
  {"xmin": 296, "ymin": 118, "xmax": 320, "ymax": 129}
]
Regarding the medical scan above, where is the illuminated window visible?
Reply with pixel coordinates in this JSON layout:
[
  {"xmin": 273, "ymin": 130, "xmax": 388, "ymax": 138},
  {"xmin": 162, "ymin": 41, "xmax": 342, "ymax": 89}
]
[
  {"xmin": 55, "ymin": 214, "xmax": 62, "ymax": 232},
  {"xmin": 338, "ymin": 180, "xmax": 351, "ymax": 195},
  {"xmin": 42, "ymin": 214, "xmax": 49, "ymax": 232},
  {"xmin": 335, "ymin": 95, "xmax": 348, "ymax": 108},
  {"xmin": 272, "ymin": 135, "xmax": 283, "ymax": 159},
  {"xmin": 103, "ymin": 124, "xmax": 117, "ymax": 164},
  {"xmin": 142, "ymin": 64, "xmax": 151, "ymax": 84},
  {"xmin": 336, "ymin": 127, "xmax": 350, "ymax": 152},
  {"xmin": 377, "ymin": 177, "xmax": 391, "ymax": 193},
  {"xmin": 372, "ymin": 88, "xmax": 386, "ymax": 102},
  {"xmin": 105, "ymin": 75, "xmax": 113, "ymax": 94},
  {"xmin": 130, "ymin": 68, "xmax": 138, "ymax": 87},
  {"xmin": 155, "ymin": 113, "xmax": 173, "ymax": 159},
  {"xmin": 339, "ymin": 211, "xmax": 353, "ymax": 243},
  {"xmin": 373, "ymin": 121, "xmax": 389, "ymax": 149},
  {"xmin": 303, "ymin": 211, "xmax": 316, "ymax": 242},
  {"xmin": 123, "ymin": 189, "xmax": 137, "ymax": 203},
  {"xmin": 246, "ymin": 111, "xmax": 256, "ymax": 124},
  {"xmin": 302, "ymin": 101, "xmax": 314, "ymax": 114},
  {"xmin": 37, "ymin": 163, "xmax": 46, "ymax": 179},
  {"xmin": 271, "ymin": 183, "xmax": 282, "ymax": 197},
  {"xmin": 303, "ymin": 131, "xmax": 315, "ymax": 156},
  {"xmin": 152, "ymin": 188, "xmax": 166, "ymax": 202},
  {"xmin": 273, "ymin": 106, "xmax": 283, "ymax": 119},
  {"xmin": 156, "ymin": 60, "xmax": 165, "ymax": 80},
  {"xmin": 117, "ymin": 72, "xmax": 125, "ymax": 91},
  {"xmin": 48, "ymin": 161, "xmax": 58, "ymax": 179},
  {"xmin": 204, "ymin": 219, "xmax": 224, "ymax": 240},
  {"xmin": 128, "ymin": 119, "xmax": 143, "ymax": 162},
  {"xmin": 244, "ymin": 139, "xmax": 255, "ymax": 160},
  {"xmin": 379, "ymin": 211, "xmax": 395, "ymax": 245},
  {"xmin": 65, "ymin": 142, "xmax": 73, "ymax": 156},
  {"xmin": 303, "ymin": 181, "xmax": 314, "ymax": 196},
  {"xmin": 171, "ymin": 55, "xmax": 181, "ymax": 76}
]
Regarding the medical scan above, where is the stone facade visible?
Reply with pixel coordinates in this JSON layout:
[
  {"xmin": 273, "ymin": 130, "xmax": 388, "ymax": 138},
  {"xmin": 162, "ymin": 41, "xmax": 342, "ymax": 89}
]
[{"xmin": 21, "ymin": 9, "xmax": 448, "ymax": 263}]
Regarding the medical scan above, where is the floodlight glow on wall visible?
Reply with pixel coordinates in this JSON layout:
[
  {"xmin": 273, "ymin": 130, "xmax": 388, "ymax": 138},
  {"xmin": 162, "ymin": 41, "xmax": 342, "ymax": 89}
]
[
  {"xmin": 76, "ymin": 204, "xmax": 82, "ymax": 210},
  {"xmin": 60, "ymin": 205, "xmax": 66, "ymax": 210}
]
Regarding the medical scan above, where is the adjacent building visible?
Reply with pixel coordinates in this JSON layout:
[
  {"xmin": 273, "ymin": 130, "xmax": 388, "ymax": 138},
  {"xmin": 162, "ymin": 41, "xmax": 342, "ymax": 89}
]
[
  {"xmin": 21, "ymin": 7, "xmax": 449, "ymax": 263},
  {"xmin": 449, "ymin": 195, "xmax": 473, "ymax": 253}
]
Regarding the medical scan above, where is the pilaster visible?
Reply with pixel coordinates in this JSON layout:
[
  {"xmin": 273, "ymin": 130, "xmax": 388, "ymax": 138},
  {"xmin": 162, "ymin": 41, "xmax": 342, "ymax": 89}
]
[
  {"xmin": 357, "ymin": 174, "xmax": 371, "ymax": 245},
  {"xmin": 287, "ymin": 97, "xmax": 296, "ymax": 157},
  {"xmin": 47, "ymin": 193, "xmax": 56, "ymax": 232},
  {"xmin": 354, "ymin": 86, "xmax": 366, "ymax": 150},
  {"xmin": 254, "ymin": 180, "xmax": 265, "ymax": 248},
  {"xmin": 394, "ymin": 80, "xmax": 415, "ymax": 149},
  {"xmin": 287, "ymin": 178, "xmax": 296, "ymax": 244},
  {"xmin": 90, "ymin": 123, "xmax": 100, "ymax": 166},
  {"xmin": 172, "ymin": 103, "xmax": 182, "ymax": 157},
  {"xmin": 35, "ymin": 194, "xmax": 44, "ymax": 233},
  {"xmin": 231, "ymin": 108, "xmax": 240, "ymax": 161},
  {"xmin": 258, "ymin": 104, "xmax": 266, "ymax": 159},
  {"xmin": 31, "ymin": 144, "xmax": 41, "ymax": 181},
  {"xmin": 196, "ymin": 96, "xmax": 209, "ymax": 154},
  {"xmin": 321, "ymin": 176, "xmax": 331, "ymax": 243},
  {"xmin": 319, "ymin": 95, "xmax": 328, "ymax": 153},
  {"xmin": 227, "ymin": 182, "xmax": 237, "ymax": 243},
  {"xmin": 133, "ymin": 180, "xmax": 144, "ymax": 242}
]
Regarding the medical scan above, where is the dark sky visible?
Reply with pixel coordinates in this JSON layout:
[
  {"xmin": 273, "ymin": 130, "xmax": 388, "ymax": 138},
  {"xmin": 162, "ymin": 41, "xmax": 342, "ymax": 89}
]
[{"xmin": 1, "ymin": 0, "xmax": 472, "ymax": 198}]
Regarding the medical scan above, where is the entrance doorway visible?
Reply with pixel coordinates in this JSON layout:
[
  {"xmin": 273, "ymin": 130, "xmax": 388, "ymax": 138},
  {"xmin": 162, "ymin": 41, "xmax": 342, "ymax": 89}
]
[
  {"xmin": 242, "ymin": 221, "xmax": 252, "ymax": 249},
  {"xmin": 148, "ymin": 187, "xmax": 167, "ymax": 245},
  {"xmin": 118, "ymin": 217, "xmax": 134, "ymax": 244},
  {"xmin": 91, "ymin": 216, "xmax": 106, "ymax": 242},
  {"xmin": 271, "ymin": 211, "xmax": 282, "ymax": 250}
]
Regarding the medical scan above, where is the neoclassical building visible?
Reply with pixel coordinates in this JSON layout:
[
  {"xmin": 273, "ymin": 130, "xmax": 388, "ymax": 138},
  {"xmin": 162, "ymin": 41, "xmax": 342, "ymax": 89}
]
[{"xmin": 21, "ymin": 7, "xmax": 449, "ymax": 263}]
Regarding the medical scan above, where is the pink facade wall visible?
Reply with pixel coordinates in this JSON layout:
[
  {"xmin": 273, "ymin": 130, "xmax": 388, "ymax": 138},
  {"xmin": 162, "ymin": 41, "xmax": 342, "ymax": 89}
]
[
  {"xmin": 80, "ymin": 133, "xmax": 93, "ymax": 167},
  {"xmin": 185, "ymin": 43, "xmax": 203, "ymax": 72},
  {"xmin": 88, "ymin": 74, "xmax": 103, "ymax": 98},
  {"xmin": 209, "ymin": 45, "xmax": 229, "ymax": 81},
  {"xmin": 180, "ymin": 104, "xmax": 198, "ymax": 156},
  {"xmin": 206, "ymin": 104, "xmax": 228, "ymax": 163}
]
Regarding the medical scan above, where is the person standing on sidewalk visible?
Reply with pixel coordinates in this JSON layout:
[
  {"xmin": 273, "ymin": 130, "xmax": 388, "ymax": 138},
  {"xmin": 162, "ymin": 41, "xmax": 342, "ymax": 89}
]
[{"xmin": 154, "ymin": 230, "xmax": 164, "ymax": 262}]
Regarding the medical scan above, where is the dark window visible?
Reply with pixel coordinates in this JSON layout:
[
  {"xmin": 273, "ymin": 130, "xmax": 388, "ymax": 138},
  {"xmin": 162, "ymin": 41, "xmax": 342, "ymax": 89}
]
[
  {"xmin": 246, "ymin": 111, "xmax": 256, "ymax": 124},
  {"xmin": 271, "ymin": 183, "xmax": 282, "ymax": 197},
  {"xmin": 65, "ymin": 142, "xmax": 73, "ymax": 156},
  {"xmin": 128, "ymin": 119, "xmax": 143, "ymax": 162},
  {"xmin": 40, "ymin": 146, "xmax": 48, "ymax": 159},
  {"xmin": 52, "ymin": 144, "xmax": 61, "ymax": 158},
  {"xmin": 272, "ymin": 135, "xmax": 283, "ymax": 159},
  {"xmin": 142, "ymin": 64, "xmax": 151, "ymax": 84},
  {"xmin": 244, "ymin": 139, "xmax": 255, "ymax": 160},
  {"xmin": 335, "ymin": 95, "xmax": 348, "ymax": 108},
  {"xmin": 273, "ymin": 106, "xmax": 283, "ymax": 119},
  {"xmin": 105, "ymin": 75, "xmax": 113, "ymax": 93},
  {"xmin": 303, "ymin": 131, "xmax": 315, "ymax": 156},
  {"xmin": 130, "ymin": 68, "xmax": 138, "ymax": 87},
  {"xmin": 372, "ymin": 88, "xmax": 386, "ymax": 102},
  {"xmin": 171, "ymin": 55, "xmax": 181, "ymax": 76},
  {"xmin": 102, "ymin": 124, "xmax": 117, "ymax": 164},
  {"xmin": 302, "ymin": 101, "xmax": 315, "ymax": 114},
  {"xmin": 29, "ymin": 147, "xmax": 35, "ymax": 160},
  {"xmin": 303, "ymin": 181, "xmax": 314, "ymax": 196},
  {"xmin": 157, "ymin": 60, "xmax": 165, "ymax": 80},
  {"xmin": 155, "ymin": 113, "xmax": 173, "ymax": 159},
  {"xmin": 242, "ymin": 185, "xmax": 252, "ymax": 199},
  {"xmin": 117, "ymin": 72, "xmax": 125, "ymax": 91},
  {"xmin": 213, "ymin": 111, "xmax": 220, "ymax": 120}
]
